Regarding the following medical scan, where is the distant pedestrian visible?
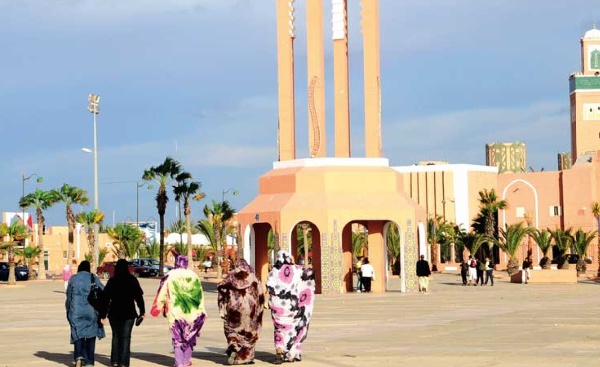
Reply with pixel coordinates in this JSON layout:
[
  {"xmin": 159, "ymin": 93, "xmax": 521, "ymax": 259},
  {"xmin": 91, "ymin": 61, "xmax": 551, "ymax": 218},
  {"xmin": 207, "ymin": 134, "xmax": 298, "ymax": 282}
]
[
  {"xmin": 477, "ymin": 258, "xmax": 485, "ymax": 285},
  {"xmin": 521, "ymin": 258, "xmax": 531, "ymax": 284},
  {"xmin": 100, "ymin": 259, "xmax": 145, "ymax": 367},
  {"xmin": 266, "ymin": 250, "xmax": 315, "ymax": 364},
  {"xmin": 151, "ymin": 255, "xmax": 206, "ymax": 367},
  {"xmin": 360, "ymin": 257, "xmax": 375, "ymax": 293},
  {"xmin": 355, "ymin": 257, "xmax": 364, "ymax": 292},
  {"xmin": 468, "ymin": 256, "xmax": 478, "ymax": 286},
  {"xmin": 484, "ymin": 257, "xmax": 494, "ymax": 286},
  {"xmin": 62, "ymin": 264, "xmax": 73, "ymax": 291},
  {"xmin": 459, "ymin": 259, "xmax": 469, "ymax": 286},
  {"xmin": 217, "ymin": 259, "xmax": 265, "ymax": 365},
  {"xmin": 65, "ymin": 260, "xmax": 105, "ymax": 367},
  {"xmin": 416, "ymin": 255, "xmax": 432, "ymax": 293}
]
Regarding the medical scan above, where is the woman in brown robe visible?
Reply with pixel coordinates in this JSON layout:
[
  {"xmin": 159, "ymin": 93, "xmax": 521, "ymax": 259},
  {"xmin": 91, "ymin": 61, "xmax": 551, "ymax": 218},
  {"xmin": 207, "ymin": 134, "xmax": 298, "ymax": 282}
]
[{"xmin": 217, "ymin": 259, "xmax": 265, "ymax": 365}]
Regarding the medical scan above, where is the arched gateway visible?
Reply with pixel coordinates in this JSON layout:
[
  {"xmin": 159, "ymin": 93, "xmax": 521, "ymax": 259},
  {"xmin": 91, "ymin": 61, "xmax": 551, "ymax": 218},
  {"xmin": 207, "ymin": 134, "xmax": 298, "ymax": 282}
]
[
  {"xmin": 237, "ymin": 158, "xmax": 425, "ymax": 294},
  {"xmin": 237, "ymin": 0, "xmax": 424, "ymax": 293}
]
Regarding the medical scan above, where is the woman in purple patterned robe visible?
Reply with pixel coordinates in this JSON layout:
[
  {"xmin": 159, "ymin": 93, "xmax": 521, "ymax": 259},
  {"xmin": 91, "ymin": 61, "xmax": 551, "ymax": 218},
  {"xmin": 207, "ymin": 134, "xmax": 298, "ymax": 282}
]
[
  {"xmin": 151, "ymin": 255, "xmax": 206, "ymax": 367},
  {"xmin": 266, "ymin": 250, "xmax": 315, "ymax": 364},
  {"xmin": 217, "ymin": 259, "xmax": 265, "ymax": 365}
]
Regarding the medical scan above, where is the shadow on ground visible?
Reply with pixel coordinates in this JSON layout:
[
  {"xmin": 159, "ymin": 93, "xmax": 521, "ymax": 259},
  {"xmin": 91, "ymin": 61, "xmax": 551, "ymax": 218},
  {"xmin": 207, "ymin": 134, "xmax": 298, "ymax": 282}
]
[{"xmin": 34, "ymin": 351, "xmax": 110, "ymax": 366}]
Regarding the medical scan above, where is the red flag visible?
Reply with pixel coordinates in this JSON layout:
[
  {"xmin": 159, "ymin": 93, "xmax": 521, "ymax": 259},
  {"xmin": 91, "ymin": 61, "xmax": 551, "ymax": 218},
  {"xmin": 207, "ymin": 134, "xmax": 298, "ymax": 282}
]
[{"xmin": 27, "ymin": 214, "xmax": 33, "ymax": 229}]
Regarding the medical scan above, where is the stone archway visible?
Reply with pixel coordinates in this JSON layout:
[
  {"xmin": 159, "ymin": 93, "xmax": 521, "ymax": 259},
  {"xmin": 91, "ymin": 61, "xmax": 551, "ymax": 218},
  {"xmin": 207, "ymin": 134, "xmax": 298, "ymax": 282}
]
[
  {"xmin": 245, "ymin": 222, "xmax": 273, "ymax": 283},
  {"xmin": 289, "ymin": 221, "xmax": 322, "ymax": 294}
]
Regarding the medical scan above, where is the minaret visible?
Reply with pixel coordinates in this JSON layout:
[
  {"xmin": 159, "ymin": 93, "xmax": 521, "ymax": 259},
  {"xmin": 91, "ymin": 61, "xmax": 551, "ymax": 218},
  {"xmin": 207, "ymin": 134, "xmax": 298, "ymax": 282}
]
[
  {"xmin": 332, "ymin": 0, "xmax": 351, "ymax": 158},
  {"xmin": 570, "ymin": 25, "xmax": 600, "ymax": 162},
  {"xmin": 307, "ymin": 0, "xmax": 326, "ymax": 158},
  {"xmin": 361, "ymin": 0, "xmax": 382, "ymax": 158},
  {"xmin": 276, "ymin": 0, "xmax": 297, "ymax": 161}
]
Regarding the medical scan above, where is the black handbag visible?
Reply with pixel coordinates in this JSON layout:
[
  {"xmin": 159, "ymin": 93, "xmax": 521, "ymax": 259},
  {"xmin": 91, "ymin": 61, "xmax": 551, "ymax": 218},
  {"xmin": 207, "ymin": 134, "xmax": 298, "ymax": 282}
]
[{"xmin": 87, "ymin": 274, "xmax": 104, "ymax": 312}]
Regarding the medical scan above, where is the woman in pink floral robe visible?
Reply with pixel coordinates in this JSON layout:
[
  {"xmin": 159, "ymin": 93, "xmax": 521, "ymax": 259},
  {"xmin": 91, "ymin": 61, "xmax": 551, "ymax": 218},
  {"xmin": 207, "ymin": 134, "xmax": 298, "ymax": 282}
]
[
  {"xmin": 266, "ymin": 250, "xmax": 315, "ymax": 364},
  {"xmin": 217, "ymin": 259, "xmax": 265, "ymax": 365}
]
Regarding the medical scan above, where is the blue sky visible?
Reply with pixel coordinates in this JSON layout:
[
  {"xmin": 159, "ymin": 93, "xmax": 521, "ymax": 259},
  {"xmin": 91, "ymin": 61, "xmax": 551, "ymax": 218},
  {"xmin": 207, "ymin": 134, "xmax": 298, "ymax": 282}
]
[{"xmin": 1, "ymin": 0, "xmax": 599, "ymax": 226}]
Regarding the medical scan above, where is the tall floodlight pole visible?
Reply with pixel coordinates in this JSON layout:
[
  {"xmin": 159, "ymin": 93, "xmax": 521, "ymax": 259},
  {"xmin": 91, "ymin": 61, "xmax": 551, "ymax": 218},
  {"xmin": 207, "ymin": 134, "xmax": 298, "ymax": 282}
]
[{"xmin": 87, "ymin": 93, "xmax": 100, "ymax": 270}]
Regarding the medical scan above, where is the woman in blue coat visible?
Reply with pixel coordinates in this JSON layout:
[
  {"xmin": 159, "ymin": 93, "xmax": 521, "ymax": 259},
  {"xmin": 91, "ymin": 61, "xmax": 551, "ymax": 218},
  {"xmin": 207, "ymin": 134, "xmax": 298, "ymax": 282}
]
[{"xmin": 66, "ymin": 261, "xmax": 106, "ymax": 367}]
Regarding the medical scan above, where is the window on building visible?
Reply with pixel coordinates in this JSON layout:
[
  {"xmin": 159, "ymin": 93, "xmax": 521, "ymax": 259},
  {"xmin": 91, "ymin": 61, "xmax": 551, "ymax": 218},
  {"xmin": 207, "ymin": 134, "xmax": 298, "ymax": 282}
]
[
  {"xmin": 63, "ymin": 251, "xmax": 67, "ymax": 259},
  {"xmin": 516, "ymin": 207, "xmax": 525, "ymax": 218},
  {"xmin": 549, "ymin": 205, "xmax": 562, "ymax": 216}
]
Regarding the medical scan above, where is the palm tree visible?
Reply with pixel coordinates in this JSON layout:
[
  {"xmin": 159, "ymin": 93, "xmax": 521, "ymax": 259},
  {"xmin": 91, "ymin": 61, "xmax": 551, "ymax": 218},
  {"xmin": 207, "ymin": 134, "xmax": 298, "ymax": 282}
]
[
  {"xmin": 170, "ymin": 242, "xmax": 188, "ymax": 258},
  {"xmin": 386, "ymin": 224, "xmax": 401, "ymax": 274},
  {"xmin": 202, "ymin": 200, "xmax": 235, "ymax": 279},
  {"xmin": 173, "ymin": 172, "xmax": 204, "ymax": 269},
  {"xmin": 296, "ymin": 223, "xmax": 312, "ymax": 266},
  {"xmin": 460, "ymin": 232, "xmax": 489, "ymax": 260},
  {"xmin": 76, "ymin": 209, "xmax": 105, "ymax": 268},
  {"xmin": 107, "ymin": 223, "xmax": 144, "ymax": 260},
  {"xmin": 140, "ymin": 240, "xmax": 161, "ymax": 260},
  {"xmin": 473, "ymin": 188, "xmax": 508, "ymax": 263},
  {"xmin": 592, "ymin": 202, "xmax": 600, "ymax": 276},
  {"xmin": 531, "ymin": 229, "xmax": 553, "ymax": 269},
  {"xmin": 0, "ymin": 222, "xmax": 30, "ymax": 285},
  {"xmin": 549, "ymin": 228, "xmax": 574, "ymax": 269},
  {"xmin": 352, "ymin": 229, "xmax": 368, "ymax": 258},
  {"xmin": 496, "ymin": 222, "xmax": 529, "ymax": 275},
  {"xmin": 52, "ymin": 184, "xmax": 89, "ymax": 267},
  {"xmin": 196, "ymin": 219, "xmax": 218, "ymax": 253},
  {"xmin": 143, "ymin": 156, "xmax": 183, "ymax": 276},
  {"xmin": 572, "ymin": 229, "xmax": 596, "ymax": 274},
  {"xmin": 19, "ymin": 188, "xmax": 59, "ymax": 280}
]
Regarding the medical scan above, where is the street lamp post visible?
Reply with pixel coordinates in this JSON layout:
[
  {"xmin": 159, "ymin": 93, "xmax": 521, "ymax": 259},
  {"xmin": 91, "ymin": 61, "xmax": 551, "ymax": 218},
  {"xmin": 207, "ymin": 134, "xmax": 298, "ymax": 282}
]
[
  {"xmin": 136, "ymin": 181, "xmax": 152, "ymax": 228},
  {"xmin": 222, "ymin": 188, "xmax": 238, "ymax": 203},
  {"xmin": 21, "ymin": 173, "xmax": 43, "ymax": 261},
  {"xmin": 87, "ymin": 93, "xmax": 100, "ymax": 270}
]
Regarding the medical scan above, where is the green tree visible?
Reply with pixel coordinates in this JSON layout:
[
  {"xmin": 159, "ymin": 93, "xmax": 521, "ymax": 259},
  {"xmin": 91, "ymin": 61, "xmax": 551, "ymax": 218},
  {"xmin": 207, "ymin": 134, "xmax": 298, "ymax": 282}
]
[
  {"xmin": 76, "ymin": 209, "xmax": 105, "ymax": 269},
  {"xmin": 52, "ymin": 184, "xmax": 89, "ymax": 267},
  {"xmin": 143, "ymin": 156, "xmax": 182, "ymax": 276},
  {"xmin": 386, "ymin": 224, "xmax": 401, "ymax": 274},
  {"xmin": 496, "ymin": 222, "xmax": 529, "ymax": 275},
  {"xmin": 140, "ymin": 241, "xmax": 161, "ymax": 260},
  {"xmin": 173, "ymin": 172, "xmax": 204, "ymax": 269},
  {"xmin": 592, "ymin": 202, "xmax": 600, "ymax": 276},
  {"xmin": 572, "ymin": 229, "xmax": 596, "ymax": 274},
  {"xmin": 196, "ymin": 219, "xmax": 218, "ymax": 253},
  {"xmin": 549, "ymin": 228, "xmax": 574, "ymax": 270},
  {"xmin": 352, "ymin": 229, "xmax": 368, "ymax": 258},
  {"xmin": 0, "ymin": 222, "xmax": 30, "ymax": 285},
  {"xmin": 473, "ymin": 188, "xmax": 508, "ymax": 263},
  {"xmin": 202, "ymin": 200, "xmax": 235, "ymax": 279},
  {"xmin": 170, "ymin": 242, "xmax": 188, "ymax": 258},
  {"xmin": 531, "ymin": 229, "xmax": 553, "ymax": 269},
  {"xmin": 296, "ymin": 223, "xmax": 312, "ymax": 265},
  {"xmin": 107, "ymin": 223, "xmax": 144, "ymax": 260},
  {"xmin": 19, "ymin": 188, "xmax": 59, "ymax": 280},
  {"xmin": 460, "ymin": 232, "xmax": 489, "ymax": 260}
]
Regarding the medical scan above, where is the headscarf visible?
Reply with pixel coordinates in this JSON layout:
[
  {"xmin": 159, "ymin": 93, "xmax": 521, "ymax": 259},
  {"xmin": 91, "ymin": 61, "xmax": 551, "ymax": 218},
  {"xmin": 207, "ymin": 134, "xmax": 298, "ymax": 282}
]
[
  {"xmin": 77, "ymin": 260, "xmax": 91, "ymax": 273},
  {"xmin": 175, "ymin": 255, "xmax": 188, "ymax": 269},
  {"xmin": 114, "ymin": 258, "xmax": 130, "ymax": 278},
  {"xmin": 223, "ymin": 259, "xmax": 256, "ymax": 290},
  {"xmin": 63, "ymin": 264, "xmax": 71, "ymax": 271},
  {"xmin": 274, "ymin": 250, "xmax": 294, "ymax": 269}
]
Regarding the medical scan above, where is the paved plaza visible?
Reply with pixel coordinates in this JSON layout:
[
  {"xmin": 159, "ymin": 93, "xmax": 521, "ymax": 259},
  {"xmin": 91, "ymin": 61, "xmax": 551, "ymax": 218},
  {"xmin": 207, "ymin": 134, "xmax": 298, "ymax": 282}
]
[{"xmin": 1, "ymin": 272, "xmax": 599, "ymax": 367}]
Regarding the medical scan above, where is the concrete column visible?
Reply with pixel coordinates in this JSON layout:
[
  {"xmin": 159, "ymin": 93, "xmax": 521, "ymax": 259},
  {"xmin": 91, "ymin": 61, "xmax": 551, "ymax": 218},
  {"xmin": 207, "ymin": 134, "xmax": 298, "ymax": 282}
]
[
  {"xmin": 361, "ymin": 0, "xmax": 381, "ymax": 158},
  {"xmin": 276, "ymin": 0, "xmax": 296, "ymax": 161},
  {"xmin": 332, "ymin": 0, "xmax": 350, "ymax": 158},
  {"xmin": 367, "ymin": 221, "xmax": 385, "ymax": 293},
  {"xmin": 307, "ymin": 0, "xmax": 326, "ymax": 158}
]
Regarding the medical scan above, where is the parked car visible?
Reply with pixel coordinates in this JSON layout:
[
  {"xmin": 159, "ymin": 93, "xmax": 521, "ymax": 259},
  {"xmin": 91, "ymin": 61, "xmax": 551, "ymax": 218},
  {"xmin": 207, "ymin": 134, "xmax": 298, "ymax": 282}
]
[
  {"xmin": 128, "ymin": 259, "xmax": 159, "ymax": 277},
  {"xmin": 131, "ymin": 258, "xmax": 171, "ymax": 275},
  {"xmin": 97, "ymin": 261, "xmax": 135, "ymax": 280},
  {"xmin": 0, "ymin": 262, "xmax": 29, "ymax": 281}
]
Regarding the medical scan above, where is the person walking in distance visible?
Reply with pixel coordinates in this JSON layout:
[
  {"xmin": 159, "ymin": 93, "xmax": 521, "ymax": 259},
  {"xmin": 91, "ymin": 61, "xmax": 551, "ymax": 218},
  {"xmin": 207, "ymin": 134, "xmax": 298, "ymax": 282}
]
[
  {"xmin": 416, "ymin": 255, "xmax": 432, "ymax": 293},
  {"xmin": 459, "ymin": 258, "xmax": 469, "ymax": 286},
  {"xmin": 65, "ymin": 260, "xmax": 105, "ymax": 367},
  {"xmin": 100, "ymin": 259, "xmax": 145, "ymax": 367},
  {"xmin": 360, "ymin": 257, "xmax": 375, "ymax": 293},
  {"xmin": 354, "ymin": 256, "xmax": 364, "ymax": 293},
  {"xmin": 484, "ymin": 257, "xmax": 495, "ymax": 286},
  {"xmin": 62, "ymin": 264, "xmax": 73, "ymax": 291},
  {"xmin": 521, "ymin": 257, "xmax": 531, "ymax": 284},
  {"xmin": 468, "ymin": 256, "xmax": 478, "ymax": 286}
]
